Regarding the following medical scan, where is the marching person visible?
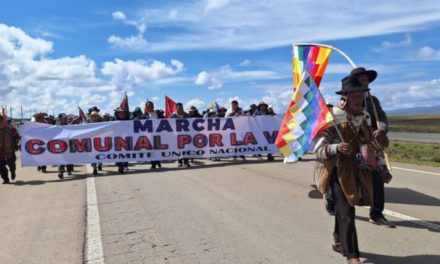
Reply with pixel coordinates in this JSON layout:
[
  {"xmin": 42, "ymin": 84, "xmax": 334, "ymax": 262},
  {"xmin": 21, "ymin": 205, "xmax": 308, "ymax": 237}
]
[
  {"xmin": 227, "ymin": 100, "xmax": 246, "ymax": 161},
  {"xmin": 188, "ymin": 106, "xmax": 203, "ymax": 118},
  {"xmin": 254, "ymin": 101, "xmax": 275, "ymax": 161},
  {"xmin": 0, "ymin": 115, "xmax": 18, "ymax": 184},
  {"xmin": 314, "ymin": 77, "xmax": 374, "ymax": 264},
  {"xmin": 131, "ymin": 106, "xmax": 145, "ymax": 120},
  {"xmin": 113, "ymin": 107, "xmax": 130, "ymax": 173},
  {"xmin": 170, "ymin": 103, "xmax": 190, "ymax": 167},
  {"xmin": 34, "ymin": 112, "xmax": 48, "ymax": 173},
  {"xmin": 88, "ymin": 111, "xmax": 102, "ymax": 175},
  {"xmin": 348, "ymin": 67, "xmax": 394, "ymax": 228},
  {"xmin": 57, "ymin": 113, "xmax": 74, "ymax": 179},
  {"xmin": 144, "ymin": 101, "xmax": 163, "ymax": 169},
  {"xmin": 226, "ymin": 100, "xmax": 243, "ymax": 117}
]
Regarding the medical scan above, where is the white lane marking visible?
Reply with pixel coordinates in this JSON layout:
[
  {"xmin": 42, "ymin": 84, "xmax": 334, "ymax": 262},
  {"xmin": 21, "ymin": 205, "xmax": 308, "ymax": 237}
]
[
  {"xmin": 85, "ymin": 165, "xmax": 105, "ymax": 264},
  {"xmin": 382, "ymin": 209, "xmax": 440, "ymax": 232},
  {"xmin": 392, "ymin": 166, "xmax": 440, "ymax": 176}
]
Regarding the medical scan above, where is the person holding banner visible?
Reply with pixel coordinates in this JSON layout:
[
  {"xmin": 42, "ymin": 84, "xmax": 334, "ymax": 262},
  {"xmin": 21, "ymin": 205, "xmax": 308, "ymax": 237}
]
[
  {"xmin": 89, "ymin": 111, "xmax": 103, "ymax": 174},
  {"xmin": 57, "ymin": 113, "xmax": 74, "ymax": 179},
  {"xmin": 314, "ymin": 77, "xmax": 374, "ymax": 264},
  {"xmin": 226, "ymin": 100, "xmax": 243, "ymax": 117},
  {"xmin": 170, "ymin": 103, "xmax": 190, "ymax": 167},
  {"xmin": 144, "ymin": 101, "xmax": 163, "ymax": 169},
  {"xmin": 113, "ymin": 107, "xmax": 130, "ymax": 173},
  {"xmin": 34, "ymin": 112, "xmax": 48, "ymax": 173},
  {"xmin": 254, "ymin": 101, "xmax": 275, "ymax": 161}
]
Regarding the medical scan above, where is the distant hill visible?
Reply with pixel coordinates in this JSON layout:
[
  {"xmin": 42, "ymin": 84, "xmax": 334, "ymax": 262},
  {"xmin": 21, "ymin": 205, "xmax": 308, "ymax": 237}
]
[{"xmin": 387, "ymin": 105, "xmax": 440, "ymax": 116}]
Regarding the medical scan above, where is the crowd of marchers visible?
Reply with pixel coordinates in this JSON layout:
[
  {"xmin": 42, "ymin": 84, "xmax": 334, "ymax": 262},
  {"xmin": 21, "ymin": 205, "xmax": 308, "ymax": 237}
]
[{"xmin": 1, "ymin": 99, "xmax": 277, "ymax": 181}]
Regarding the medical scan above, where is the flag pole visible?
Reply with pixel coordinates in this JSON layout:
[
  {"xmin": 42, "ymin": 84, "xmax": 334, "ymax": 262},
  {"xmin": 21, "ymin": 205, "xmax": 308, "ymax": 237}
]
[{"xmin": 293, "ymin": 43, "xmax": 357, "ymax": 68}]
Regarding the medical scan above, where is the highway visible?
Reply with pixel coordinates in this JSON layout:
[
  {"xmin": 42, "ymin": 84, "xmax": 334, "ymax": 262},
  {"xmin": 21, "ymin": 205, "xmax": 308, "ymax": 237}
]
[{"xmin": 1, "ymin": 154, "xmax": 439, "ymax": 264}]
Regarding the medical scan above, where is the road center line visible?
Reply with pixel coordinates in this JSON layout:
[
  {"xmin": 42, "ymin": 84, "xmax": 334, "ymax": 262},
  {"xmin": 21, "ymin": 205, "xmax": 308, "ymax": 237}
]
[
  {"xmin": 382, "ymin": 209, "xmax": 440, "ymax": 232},
  {"xmin": 85, "ymin": 165, "xmax": 105, "ymax": 264},
  {"xmin": 392, "ymin": 166, "xmax": 440, "ymax": 176}
]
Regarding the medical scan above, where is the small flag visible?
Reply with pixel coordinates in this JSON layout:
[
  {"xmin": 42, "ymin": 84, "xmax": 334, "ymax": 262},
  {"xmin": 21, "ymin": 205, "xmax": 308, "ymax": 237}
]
[
  {"xmin": 293, "ymin": 45, "xmax": 332, "ymax": 90},
  {"xmin": 78, "ymin": 106, "xmax": 88, "ymax": 123},
  {"xmin": 165, "ymin": 95, "xmax": 177, "ymax": 118},
  {"xmin": 210, "ymin": 101, "xmax": 219, "ymax": 112},
  {"xmin": 276, "ymin": 71, "xmax": 334, "ymax": 162},
  {"xmin": 120, "ymin": 91, "xmax": 129, "ymax": 111}
]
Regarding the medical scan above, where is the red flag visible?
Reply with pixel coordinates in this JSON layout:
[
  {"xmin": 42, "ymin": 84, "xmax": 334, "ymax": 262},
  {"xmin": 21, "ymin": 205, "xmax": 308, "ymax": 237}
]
[
  {"xmin": 78, "ymin": 106, "xmax": 88, "ymax": 123},
  {"xmin": 165, "ymin": 95, "xmax": 177, "ymax": 118},
  {"xmin": 120, "ymin": 91, "xmax": 129, "ymax": 111}
]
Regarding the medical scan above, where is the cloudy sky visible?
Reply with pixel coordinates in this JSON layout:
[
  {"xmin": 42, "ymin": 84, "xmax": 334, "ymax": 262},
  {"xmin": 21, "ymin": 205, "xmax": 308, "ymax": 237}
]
[{"xmin": 1, "ymin": 0, "xmax": 440, "ymax": 117}]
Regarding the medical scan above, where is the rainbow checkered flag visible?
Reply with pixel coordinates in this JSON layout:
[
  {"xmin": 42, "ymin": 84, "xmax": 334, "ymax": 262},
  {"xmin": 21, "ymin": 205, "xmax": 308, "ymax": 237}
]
[
  {"xmin": 275, "ymin": 71, "xmax": 334, "ymax": 162},
  {"xmin": 210, "ymin": 101, "xmax": 219, "ymax": 112},
  {"xmin": 293, "ymin": 45, "xmax": 332, "ymax": 90}
]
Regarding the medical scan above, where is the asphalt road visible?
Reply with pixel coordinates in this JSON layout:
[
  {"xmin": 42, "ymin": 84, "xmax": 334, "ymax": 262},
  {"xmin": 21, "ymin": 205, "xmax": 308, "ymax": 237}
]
[
  {"xmin": 388, "ymin": 132, "xmax": 440, "ymax": 144},
  {"xmin": 1, "ymin": 155, "xmax": 439, "ymax": 264}
]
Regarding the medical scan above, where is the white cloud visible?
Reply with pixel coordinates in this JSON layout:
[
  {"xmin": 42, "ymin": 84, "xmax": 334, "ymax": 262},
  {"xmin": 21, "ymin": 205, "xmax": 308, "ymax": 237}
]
[
  {"xmin": 195, "ymin": 65, "xmax": 282, "ymax": 90},
  {"xmin": 185, "ymin": 98, "xmax": 205, "ymax": 110},
  {"xmin": 204, "ymin": 0, "xmax": 234, "ymax": 13},
  {"xmin": 112, "ymin": 11, "xmax": 127, "ymax": 21},
  {"xmin": 379, "ymin": 33, "xmax": 412, "ymax": 50},
  {"xmin": 101, "ymin": 58, "xmax": 185, "ymax": 90},
  {"xmin": 239, "ymin": 59, "xmax": 250, "ymax": 67},
  {"xmin": 416, "ymin": 46, "xmax": 440, "ymax": 60},
  {"xmin": 107, "ymin": 1, "xmax": 440, "ymax": 52},
  {"xmin": 108, "ymin": 35, "xmax": 148, "ymax": 51},
  {"xmin": 195, "ymin": 71, "xmax": 222, "ymax": 90},
  {"xmin": 0, "ymin": 23, "xmax": 188, "ymax": 115}
]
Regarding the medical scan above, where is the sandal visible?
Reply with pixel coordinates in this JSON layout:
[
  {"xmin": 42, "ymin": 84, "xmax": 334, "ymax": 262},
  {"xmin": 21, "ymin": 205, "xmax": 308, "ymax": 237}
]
[
  {"xmin": 332, "ymin": 242, "xmax": 343, "ymax": 255},
  {"xmin": 347, "ymin": 257, "xmax": 361, "ymax": 264}
]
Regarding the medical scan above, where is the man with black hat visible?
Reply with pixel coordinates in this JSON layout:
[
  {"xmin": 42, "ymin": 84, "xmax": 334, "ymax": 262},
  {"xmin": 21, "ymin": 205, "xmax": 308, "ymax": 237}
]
[
  {"xmin": 349, "ymin": 67, "xmax": 394, "ymax": 228},
  {"xmin": 314, "ymin": 76, "xmax": 374, "ymax": 264},
  {"xmin": 88, "ymin": 106, "xmax": 100, "ymax": 115}
]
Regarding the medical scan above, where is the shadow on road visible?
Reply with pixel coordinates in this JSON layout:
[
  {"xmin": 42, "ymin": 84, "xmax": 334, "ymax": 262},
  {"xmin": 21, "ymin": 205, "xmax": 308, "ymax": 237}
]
[
  {"xmin": 9, "ymin": 158, "xmax": 288, "ymax": 186},
  {"xmin": 308, "ymin": 184, "xmax": 323, "ymax": 199},
  {"xmin": 12, "ymin": 174, "xmax": 88, "ymax": 186},
  {"xmin": 385, "ymin": 187, "xmax": 440, "ymax": 207},
  {"xmin": 355, "ymin": 215, "xmax": 440, "ymax": 233},
  {"xmin": 361, "ymin": 252, "xmax": 440, "ymax": 264}
]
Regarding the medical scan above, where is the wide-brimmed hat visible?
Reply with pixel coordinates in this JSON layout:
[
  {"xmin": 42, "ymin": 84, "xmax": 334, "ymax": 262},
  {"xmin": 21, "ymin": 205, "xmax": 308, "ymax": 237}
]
[
  {"xmin": 336, "ymin": 76, "xmax": 370, "ymax": 95},
  {"xmin": 133, "ymin": 106, "xmax": 142, "ymax": 113},
  {"xmin": 258, "ymin": 101, "xmax": 268, "ymax": 108},
  {"xmin": 349, "ymin": 67, "xmax": 377, "ymax": 83},
  {"xmin": 189, "ymin": 106, "xmax": 198, "ymax": 112},
  {"xmin": 89, "ymin": 111, "xmax": 100, "ymax": 116},
  {"xmin": 88, "ymin": 106, "xmax": 100, "ymax": 114},
  {"xmin": 114, "ymin": 107, "xmax": 129, "ymax": 112},
  {"xmin": 33, "ymin": 112, "xmax": 47, "ymax": 118}
]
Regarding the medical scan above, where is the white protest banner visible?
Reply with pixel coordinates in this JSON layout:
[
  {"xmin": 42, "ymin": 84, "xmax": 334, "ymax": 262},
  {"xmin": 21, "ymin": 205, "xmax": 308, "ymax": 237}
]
[{"xmin": 20, "ymin": 116, "xmax": 282, "ymax": 166}]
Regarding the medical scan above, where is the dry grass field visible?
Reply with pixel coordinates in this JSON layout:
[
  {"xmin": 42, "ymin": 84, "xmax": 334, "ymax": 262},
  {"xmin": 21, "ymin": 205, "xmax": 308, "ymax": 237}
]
[{"xmin": 388, "ymin": 115, "xmax": 440, "ymax": 133}]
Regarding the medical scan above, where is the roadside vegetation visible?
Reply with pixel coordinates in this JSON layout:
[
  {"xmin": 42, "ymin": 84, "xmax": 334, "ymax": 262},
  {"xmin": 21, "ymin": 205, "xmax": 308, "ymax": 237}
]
[
  {"xmin": 387, "ymin": 141, "xmax": 440, "ymax": 167},
  {"xmin": 388, "ymin": 115, "xmax": 440, "ymax": 133}
]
